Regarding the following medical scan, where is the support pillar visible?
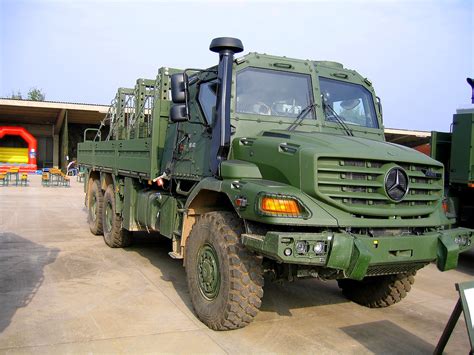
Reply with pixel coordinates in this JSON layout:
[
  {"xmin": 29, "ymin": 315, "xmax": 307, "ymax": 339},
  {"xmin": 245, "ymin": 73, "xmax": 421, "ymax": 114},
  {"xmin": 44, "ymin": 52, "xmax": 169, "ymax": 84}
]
[
  {"xmin": 53, "ymin": 134, "xmax": 59, "ymax": 168},
  {"xmin": 60, "ymin": 111, "xmax": 68, "ymax": 172}
]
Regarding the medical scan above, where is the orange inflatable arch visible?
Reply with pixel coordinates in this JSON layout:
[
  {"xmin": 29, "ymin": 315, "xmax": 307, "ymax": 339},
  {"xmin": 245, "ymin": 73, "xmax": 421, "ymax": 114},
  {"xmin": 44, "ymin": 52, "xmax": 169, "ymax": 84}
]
[{"xmin": 0, "ymin": 126, "xmax": 37, "ymax": 166}]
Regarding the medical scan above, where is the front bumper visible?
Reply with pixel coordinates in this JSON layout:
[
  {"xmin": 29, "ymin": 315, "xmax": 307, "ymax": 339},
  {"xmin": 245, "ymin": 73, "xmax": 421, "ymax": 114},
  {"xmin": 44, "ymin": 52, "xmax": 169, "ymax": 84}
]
[{"xmin": 241, "ymin": 227, "xmax": 474, "ymax": 280}]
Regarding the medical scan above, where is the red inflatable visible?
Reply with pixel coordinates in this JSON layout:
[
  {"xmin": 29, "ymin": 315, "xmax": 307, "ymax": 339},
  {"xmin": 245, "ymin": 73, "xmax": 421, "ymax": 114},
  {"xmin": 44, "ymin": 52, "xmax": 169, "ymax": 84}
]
[{"xmin": 0, "ymin": 126, "xmax": 38, "ymax": 173}]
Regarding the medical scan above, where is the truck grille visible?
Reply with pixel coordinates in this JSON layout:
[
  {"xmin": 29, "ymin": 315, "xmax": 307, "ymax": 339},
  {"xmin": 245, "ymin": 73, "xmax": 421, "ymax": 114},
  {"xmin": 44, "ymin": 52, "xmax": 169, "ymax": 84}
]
[{"xmin": 316, "ymin": 158, "xmax": 443, "ymax": 218}]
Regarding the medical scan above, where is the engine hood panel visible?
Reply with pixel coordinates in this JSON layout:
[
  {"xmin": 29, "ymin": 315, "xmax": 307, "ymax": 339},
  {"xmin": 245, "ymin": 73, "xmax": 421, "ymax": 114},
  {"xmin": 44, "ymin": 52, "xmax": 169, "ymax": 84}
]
[
  {"xmin": 266, "ymin": 130, "xmax": 441, "ymax": 166},
  {"xmin": 230, "ymin": 130, "xmax": 443, "ymax": 218}
]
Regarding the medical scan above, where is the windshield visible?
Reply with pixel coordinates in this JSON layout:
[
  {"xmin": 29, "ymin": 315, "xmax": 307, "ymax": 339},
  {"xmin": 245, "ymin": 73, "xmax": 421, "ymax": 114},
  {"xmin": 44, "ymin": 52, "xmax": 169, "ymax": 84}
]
[
  {"xmin": 319, "ymin": 77, "xmax": 378, "ymax": 128},
  {"xmin": 236, "ymin": 67, "xmax": 313, "ymax": 119}
]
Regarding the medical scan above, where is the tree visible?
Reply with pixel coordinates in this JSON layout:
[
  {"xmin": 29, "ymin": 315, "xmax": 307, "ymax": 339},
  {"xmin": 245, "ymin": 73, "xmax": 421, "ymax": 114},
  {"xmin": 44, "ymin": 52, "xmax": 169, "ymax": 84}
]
[
  {"xmin": 8, "ymin": 88, "xmax": 46, "ymax": 101},
  {"xmin": 27, "ymin": 88, "xmax": 46, "ymax": 101},
  {"xmin": 10, "ymin": 90, "xmax": 22, "ymax": 100}
]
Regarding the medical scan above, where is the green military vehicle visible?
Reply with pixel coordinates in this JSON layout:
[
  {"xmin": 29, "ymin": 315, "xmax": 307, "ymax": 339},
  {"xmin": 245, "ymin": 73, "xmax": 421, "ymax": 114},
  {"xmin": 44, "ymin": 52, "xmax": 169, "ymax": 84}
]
[
  {"xmin": 78, "ymin": 37, "xmax": 474, "ymax": 330},
  {"xmin": 431, "ymin": 78, "xmax": 474, "ymax": 229}
]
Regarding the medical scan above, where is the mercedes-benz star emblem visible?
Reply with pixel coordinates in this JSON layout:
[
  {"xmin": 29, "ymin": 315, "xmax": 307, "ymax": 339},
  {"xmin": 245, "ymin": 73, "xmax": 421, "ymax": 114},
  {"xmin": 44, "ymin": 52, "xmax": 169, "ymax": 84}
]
[{"xmin": 385, "ymin": 167, "xmax": 409, "ymax": 201}]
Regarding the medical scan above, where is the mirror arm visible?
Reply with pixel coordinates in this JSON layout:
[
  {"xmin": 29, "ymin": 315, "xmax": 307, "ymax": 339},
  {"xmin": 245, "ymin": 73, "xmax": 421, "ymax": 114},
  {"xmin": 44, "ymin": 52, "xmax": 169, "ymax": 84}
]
[{"xmin": 376, "ymin": 96, "xmax": 383, "ymax": 121}]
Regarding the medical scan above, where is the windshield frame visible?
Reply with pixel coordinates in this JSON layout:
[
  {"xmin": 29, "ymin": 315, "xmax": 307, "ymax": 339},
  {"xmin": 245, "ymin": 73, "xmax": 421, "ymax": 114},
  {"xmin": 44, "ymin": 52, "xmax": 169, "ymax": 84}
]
[{"xmin": 319, "ymin": 76, "xmax": 379, "ymax": 129}]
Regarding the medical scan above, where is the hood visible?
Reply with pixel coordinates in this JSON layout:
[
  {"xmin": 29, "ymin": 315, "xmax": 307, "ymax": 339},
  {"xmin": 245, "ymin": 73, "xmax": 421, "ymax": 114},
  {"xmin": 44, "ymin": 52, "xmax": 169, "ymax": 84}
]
[
  {"xmin": 269, "ymin": 130, "xmax": 440, "ymax": 166},
  {"xmin": 232, "ymin": 130, "xmax": 441, "ymax": 179},
  {"xmin": 231, "ymin": 130, "xmax": 443, "ymax": 218}
]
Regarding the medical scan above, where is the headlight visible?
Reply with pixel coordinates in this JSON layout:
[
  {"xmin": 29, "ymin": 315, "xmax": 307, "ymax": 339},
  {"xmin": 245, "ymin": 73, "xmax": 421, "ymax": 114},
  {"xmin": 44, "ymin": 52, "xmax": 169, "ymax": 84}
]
[
  {"xmin": 295, "ymin": 241, "xmax": 307, "ymax": 254},
  {"xmin": 314, "ymin": 241, "xmax": 325, "ymax": 254}
]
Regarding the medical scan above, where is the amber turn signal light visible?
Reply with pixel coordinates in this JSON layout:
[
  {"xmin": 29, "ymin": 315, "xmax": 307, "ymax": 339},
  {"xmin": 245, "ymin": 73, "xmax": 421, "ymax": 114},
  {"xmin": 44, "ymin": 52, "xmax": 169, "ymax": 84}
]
[{"xmin": 260, "ymin": 197, "xmax": 301, "ymax": 216}]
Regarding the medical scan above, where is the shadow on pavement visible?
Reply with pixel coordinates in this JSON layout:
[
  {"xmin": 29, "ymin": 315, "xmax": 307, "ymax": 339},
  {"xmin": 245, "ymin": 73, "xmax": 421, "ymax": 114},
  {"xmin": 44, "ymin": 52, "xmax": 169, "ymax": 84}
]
[
  {"xmin": 340, "ymin": 320, "xmax": 433, "ymax": 354},
  {"xmin": 125, "ymin": 233, "xmax": 192, "ymax": 309},
  {"xmin": 457, "ymin": 251, "xmax": 474, "ymax": 276},
  {"xmin": 260, "ymin": 278, "xmax": 347, "ymax": 316},
  {"xmin": 0, "ymin": 233, "xmax": 59, "ymax": 333},
  {"xmin": 127, "ymin": 232, "xmax": 348, "ymax": 317}
]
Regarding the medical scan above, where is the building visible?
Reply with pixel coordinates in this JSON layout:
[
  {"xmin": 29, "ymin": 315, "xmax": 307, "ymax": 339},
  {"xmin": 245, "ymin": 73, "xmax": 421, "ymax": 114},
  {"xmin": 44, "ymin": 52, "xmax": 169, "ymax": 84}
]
[
  {"xmin": 0, "ymin": 98, "xmax": 432, "ymax": 171},
  {"xmin": 0, "ymin": 99, "xmax": 108, "ymax": 170}
]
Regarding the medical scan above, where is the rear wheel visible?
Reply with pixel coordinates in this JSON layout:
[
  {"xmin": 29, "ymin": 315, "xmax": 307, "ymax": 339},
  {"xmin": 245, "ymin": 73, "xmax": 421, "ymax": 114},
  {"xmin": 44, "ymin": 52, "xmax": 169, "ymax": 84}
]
[
  {"xmin": 337, "ymin": 270, "xmax": 416, "ymax": 308},
  {"xmin": 87, "ymin": 179, "xmax": 103, "ymax": 235},
  {"xmin": 185, "ymin": 211, "xmax": 264, "ymax": 330},
  {"xmin": 102, "ymin": 185, "xmax": 132, "ymax": 248}
]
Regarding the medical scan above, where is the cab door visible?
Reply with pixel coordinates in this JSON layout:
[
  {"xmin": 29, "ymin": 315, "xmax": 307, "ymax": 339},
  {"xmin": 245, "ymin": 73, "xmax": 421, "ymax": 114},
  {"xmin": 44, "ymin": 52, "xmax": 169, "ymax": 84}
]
[{"xmin": 171, "ymin": 80, "xmax": 217, "ymax": 179}]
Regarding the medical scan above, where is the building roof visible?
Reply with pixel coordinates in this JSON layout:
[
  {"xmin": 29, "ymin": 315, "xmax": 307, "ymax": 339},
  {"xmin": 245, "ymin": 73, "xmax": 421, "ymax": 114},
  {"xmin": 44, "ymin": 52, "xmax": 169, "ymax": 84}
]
[
  {"xmin": 384, "ymin": 127, "xmax": 431, "ymax": 147},
  {"xmin": 0, "ymin": 98, "xmax": 432, "ymax": 146},
  {"xmin": 0, "ymin": 98, "xmax": 109, "ymax": 127}
]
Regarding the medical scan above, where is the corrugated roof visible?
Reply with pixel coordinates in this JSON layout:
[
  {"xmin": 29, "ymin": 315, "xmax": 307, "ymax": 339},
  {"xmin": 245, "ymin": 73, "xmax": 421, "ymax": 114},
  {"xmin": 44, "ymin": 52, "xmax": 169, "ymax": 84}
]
[{"xmin": 0, "ymin": 97, "xmax": 109, "ymax": 107}]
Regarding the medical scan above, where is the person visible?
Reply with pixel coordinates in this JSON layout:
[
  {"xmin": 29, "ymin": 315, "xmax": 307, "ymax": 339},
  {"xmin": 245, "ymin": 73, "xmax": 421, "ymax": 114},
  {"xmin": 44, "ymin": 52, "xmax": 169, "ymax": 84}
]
[
  {"xmin": 339, "ymin": 99, "xmax": 365, "ymax": 126},
  {"xmin": 67, "ymin": 159, "xmax": 78, "ymax": 176},
  {"xmin": 236, "ymin": 94, "xmax": 271, "ymax": 115}
]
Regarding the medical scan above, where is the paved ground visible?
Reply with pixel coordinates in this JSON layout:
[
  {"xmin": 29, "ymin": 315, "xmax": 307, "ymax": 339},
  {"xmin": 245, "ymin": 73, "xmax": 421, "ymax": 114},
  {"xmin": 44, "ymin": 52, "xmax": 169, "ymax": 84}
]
[{"xmin": 0, "ymin": 175, "xmax": 472, "ymax": 354}]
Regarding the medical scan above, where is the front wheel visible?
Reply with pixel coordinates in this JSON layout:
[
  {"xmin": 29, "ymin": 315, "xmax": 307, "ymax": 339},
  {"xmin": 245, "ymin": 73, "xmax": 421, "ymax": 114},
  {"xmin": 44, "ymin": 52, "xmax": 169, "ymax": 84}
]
[
  {"xmin": 185, "ymin": 211, "xmax": 264, "ymax": 330},
  {"xmin": 337, "ymin": 270, "xmax": 416, "ymax": 308},
  {"xmin": 102, "ymin": 185, "xmax": 132, "ymax": 248}
]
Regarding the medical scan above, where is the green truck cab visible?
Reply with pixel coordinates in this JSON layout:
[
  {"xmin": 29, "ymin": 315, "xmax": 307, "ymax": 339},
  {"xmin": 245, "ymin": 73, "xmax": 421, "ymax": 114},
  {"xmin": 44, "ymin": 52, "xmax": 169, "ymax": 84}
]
[{"xmin": 78, "ymin": 38, "xmax": 474, "ymax": 330}]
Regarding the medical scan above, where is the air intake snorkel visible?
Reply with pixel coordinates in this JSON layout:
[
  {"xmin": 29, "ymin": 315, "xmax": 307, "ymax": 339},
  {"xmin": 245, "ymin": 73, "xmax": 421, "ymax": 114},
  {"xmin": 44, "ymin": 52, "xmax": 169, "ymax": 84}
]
[{"xmin": 209, "ymin": 37, "xmax": 244, "ymax": 176}]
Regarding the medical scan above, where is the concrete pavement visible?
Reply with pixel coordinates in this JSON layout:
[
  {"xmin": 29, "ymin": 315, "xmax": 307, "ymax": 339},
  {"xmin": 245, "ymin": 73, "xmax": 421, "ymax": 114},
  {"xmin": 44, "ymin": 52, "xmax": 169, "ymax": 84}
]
[{"xmin": 0, "ymin": 176, "xmax": 472, "ymax": 354}]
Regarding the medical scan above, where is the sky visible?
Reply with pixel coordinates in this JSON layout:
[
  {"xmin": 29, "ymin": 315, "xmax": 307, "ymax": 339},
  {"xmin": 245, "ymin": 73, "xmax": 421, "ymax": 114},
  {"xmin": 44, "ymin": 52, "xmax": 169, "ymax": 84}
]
[{"xmin": 0, "ymin": 0, "xmax": 473, "ymax": 132}]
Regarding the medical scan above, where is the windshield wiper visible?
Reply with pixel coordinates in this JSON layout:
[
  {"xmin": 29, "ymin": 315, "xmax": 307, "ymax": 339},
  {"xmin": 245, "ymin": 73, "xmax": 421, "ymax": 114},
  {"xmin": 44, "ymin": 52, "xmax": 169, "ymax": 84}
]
[
  {"xmin": 287, "ymin": 102, "xmax": 317, "ymax": 132},
  {"xmin": 322, "ymin": 102, "xmax": 354, "ymax": 137}
]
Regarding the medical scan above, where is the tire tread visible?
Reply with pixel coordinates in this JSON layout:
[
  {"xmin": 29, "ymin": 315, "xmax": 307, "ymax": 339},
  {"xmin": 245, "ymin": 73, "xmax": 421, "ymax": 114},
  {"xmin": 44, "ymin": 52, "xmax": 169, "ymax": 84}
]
[
  {"xmin": 338, "ymin": 270, "xmax": 416, "ymax": 308},
  {"xmin": 88, "ymin": 179, "xmax": 103, "ymax": 235},
  {"xmin": 186, "ymin": 211, "xmax": 263, "ymax": 330},
  {"xmin": 103, "ymin": 185, "xmax": 132, "ymax": 248}
]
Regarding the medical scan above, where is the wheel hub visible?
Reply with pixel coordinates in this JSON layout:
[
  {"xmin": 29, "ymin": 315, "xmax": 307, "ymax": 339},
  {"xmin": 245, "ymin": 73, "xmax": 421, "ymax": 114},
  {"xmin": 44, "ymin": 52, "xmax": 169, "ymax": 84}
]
[{"xmin": 197, "ymin": 244, "xmax": 220, "ymax": 300}]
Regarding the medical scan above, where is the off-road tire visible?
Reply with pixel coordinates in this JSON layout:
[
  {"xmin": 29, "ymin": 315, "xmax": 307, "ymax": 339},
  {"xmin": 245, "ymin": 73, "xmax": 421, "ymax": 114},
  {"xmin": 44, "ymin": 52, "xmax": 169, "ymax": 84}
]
[
  {"xmin": 102, "ymin": 185, "xmax": 132, "ymax": 248},
  {"xmin": 185, "ymin": 211, "xmax": 264, "ymax": 330},
  {"xmin": 337, "ymin": 270, "xmax": 416, "ymax": 308},
  {"xmin": 87, "ymin": 179, "xmax": 103, "ymax": 235}
]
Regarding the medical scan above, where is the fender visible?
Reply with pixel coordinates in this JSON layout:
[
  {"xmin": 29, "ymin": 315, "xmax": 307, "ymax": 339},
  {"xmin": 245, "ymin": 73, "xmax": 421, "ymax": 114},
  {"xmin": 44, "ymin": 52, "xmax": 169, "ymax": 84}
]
[
  {"xmin": 184, "ymin": 159, "xmax": 263, "ymax": 209},
  {"xmin": 185, "ymin": 175, "xmax": 339, "ymax": 228}
]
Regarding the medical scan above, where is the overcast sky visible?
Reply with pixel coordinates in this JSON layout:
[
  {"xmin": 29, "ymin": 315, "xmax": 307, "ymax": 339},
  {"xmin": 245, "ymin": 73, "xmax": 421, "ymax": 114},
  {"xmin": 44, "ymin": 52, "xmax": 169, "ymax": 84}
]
[{"xmin": 0, "ymin": 0, "xmax": 473, "ymax": 131}]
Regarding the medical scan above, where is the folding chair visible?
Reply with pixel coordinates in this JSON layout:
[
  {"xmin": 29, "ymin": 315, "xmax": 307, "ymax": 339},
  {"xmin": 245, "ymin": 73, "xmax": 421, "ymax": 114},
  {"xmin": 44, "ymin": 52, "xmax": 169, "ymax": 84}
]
[
  {"xmin": 0, "ymin": 173, "xmax": 8, "ymax": 186},
  {"xmin": 42, "ymin": 172, "xmax": 50, "ymax": 186},
  {"xmin": 20, "ymin": 173, "xmax": 28, "ymax": 186}
]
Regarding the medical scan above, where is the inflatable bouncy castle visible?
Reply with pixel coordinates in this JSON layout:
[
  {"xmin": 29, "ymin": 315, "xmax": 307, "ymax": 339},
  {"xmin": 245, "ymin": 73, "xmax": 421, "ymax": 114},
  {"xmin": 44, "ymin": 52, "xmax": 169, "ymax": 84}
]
[{"xmin": 0, "ymin": 126, "xmax": 38, "ymax": 173}]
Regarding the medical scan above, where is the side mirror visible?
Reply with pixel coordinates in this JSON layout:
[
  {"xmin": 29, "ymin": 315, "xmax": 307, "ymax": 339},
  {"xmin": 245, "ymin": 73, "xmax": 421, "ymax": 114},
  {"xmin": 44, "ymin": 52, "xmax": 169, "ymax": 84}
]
[
  {"xmin": 170, "ymin": 104, "xmax": 188, "ymax": 122},
  {"xmin": 171, "ymin": 73, "xmax": 186, "ymax": 104},
  {"xmin": 467, "ymin": 78, "xmax": 474, "ymax": 104}
]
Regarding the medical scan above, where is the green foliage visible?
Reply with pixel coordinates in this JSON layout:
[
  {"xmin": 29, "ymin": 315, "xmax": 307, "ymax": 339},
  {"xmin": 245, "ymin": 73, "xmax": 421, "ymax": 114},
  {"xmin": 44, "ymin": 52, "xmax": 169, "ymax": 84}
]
[
  {"xmin": 27, "ymin": 87, "xmax": 46, "ymax": 101},
  {"xmin": 8, "ymin": 88, "xmax": 46, "ymax": 101},
  {"xmin": 10, "ymin": 90, "xmax": 22, "ymax": 100}
]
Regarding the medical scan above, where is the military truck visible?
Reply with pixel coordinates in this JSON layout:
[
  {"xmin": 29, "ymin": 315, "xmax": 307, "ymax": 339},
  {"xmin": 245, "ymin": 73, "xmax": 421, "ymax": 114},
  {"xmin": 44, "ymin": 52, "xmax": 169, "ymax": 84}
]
[
  {"xmin": 78, "ymin": 37, "xmax": 474, "ymax": 330},
  {"xmin": 431, "ymin": 78, "xmax": 474, "ymax": 229}
]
